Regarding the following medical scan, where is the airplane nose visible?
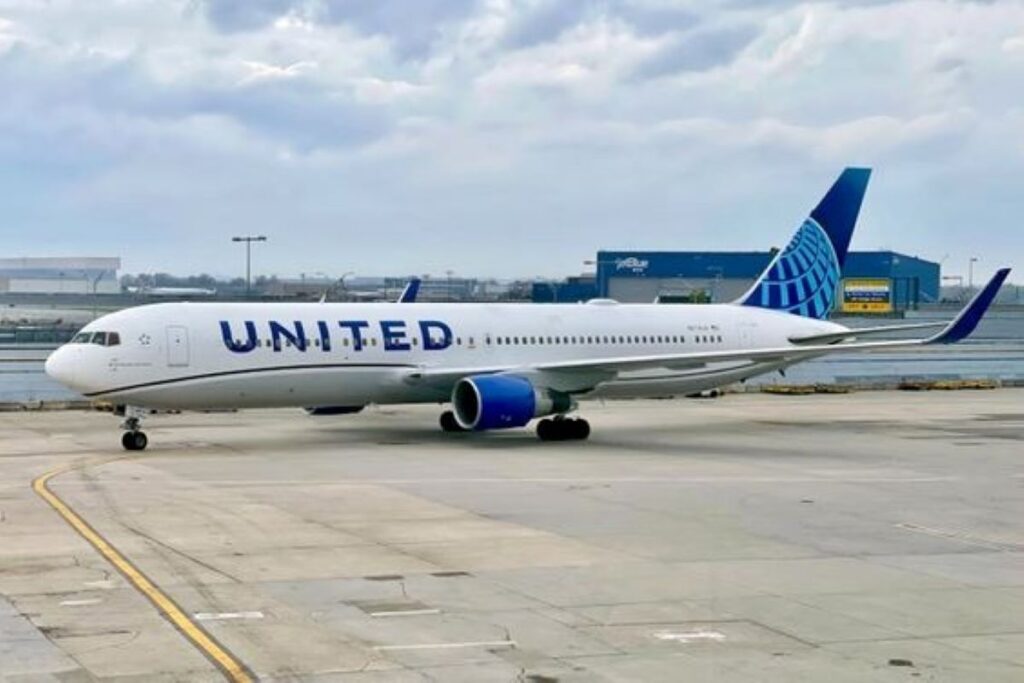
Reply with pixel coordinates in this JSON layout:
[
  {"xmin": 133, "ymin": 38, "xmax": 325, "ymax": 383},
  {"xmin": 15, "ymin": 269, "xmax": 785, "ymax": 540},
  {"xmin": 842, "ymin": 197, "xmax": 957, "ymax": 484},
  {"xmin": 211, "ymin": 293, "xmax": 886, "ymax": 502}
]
[{"xmin": 45, "ymin": 347, "xmax": 76, "ymax": 387}]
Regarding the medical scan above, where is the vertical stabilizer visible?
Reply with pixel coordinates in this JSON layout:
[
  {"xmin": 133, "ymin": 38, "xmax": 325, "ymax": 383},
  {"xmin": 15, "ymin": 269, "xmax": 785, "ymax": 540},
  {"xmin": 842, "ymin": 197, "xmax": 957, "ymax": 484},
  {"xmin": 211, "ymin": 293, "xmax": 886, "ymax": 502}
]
[{"xmin": 737, "ymin": 167, "xmax": 871, "ymax": 319}]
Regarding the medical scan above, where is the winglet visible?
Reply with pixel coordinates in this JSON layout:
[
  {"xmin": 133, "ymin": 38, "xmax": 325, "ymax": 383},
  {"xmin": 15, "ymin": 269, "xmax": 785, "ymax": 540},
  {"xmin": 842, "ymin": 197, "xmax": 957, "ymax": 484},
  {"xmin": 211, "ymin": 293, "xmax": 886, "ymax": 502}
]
[
  {"xmin": 928, "ymin": 268, "xmax": 1010, "ymax": 344},
  {"xmin": 398, "ymin": 278, "xmax": 421, "ymax": 303}
]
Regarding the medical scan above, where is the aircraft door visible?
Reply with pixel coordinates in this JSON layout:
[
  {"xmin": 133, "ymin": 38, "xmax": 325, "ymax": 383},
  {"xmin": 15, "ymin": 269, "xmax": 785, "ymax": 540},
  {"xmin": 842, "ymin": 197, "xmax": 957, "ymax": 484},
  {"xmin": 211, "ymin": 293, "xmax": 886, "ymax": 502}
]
[
  {"xmin": 737, "ymin": 320, "xmax": 756, "ymax": 349},
  {"xmin": 166, "ymin": 325, "xmax": 190, "ymax": 367}
]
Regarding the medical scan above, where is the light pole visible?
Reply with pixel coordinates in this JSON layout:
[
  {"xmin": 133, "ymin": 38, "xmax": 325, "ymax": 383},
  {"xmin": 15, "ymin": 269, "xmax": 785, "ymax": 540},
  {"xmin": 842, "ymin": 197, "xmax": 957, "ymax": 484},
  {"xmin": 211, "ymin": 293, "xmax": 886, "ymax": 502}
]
[
  {"xmin": 232, "ymin": 235, "xmax": 267, "ymax": 298},
  {"xmin": 968, "ymin": 257, "xmax": 979, "ymax": 294},
  {"xmin": 337, "ymin": 271, "xmax": 354, "ymax": 301},
  {"xmin": 445, "ymin": 270, "xmax": 454, "ymax": 302},
  {"xmin": 87, "ymin": 269, "xmax": 109, "ymax": 320},
  {"xmin": 706, "ymin": 266, "xmax": 724, "ymax": 303}
]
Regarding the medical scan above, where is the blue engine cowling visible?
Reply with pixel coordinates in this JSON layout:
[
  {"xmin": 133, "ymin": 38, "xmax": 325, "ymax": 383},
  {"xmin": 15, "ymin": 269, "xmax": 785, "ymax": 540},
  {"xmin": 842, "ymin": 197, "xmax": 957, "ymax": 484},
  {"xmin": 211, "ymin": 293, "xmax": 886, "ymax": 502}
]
[{"xmin": 452, "ymin": 375, "xmax": 573, "ymax": 431}]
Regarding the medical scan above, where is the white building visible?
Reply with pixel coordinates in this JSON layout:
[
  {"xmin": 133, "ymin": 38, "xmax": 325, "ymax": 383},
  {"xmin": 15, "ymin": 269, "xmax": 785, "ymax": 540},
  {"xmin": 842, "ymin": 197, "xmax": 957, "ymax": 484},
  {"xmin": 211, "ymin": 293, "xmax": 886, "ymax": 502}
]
[{"xmin": 0, "ymin": 257, "xmax": 122, "ymax": 295}]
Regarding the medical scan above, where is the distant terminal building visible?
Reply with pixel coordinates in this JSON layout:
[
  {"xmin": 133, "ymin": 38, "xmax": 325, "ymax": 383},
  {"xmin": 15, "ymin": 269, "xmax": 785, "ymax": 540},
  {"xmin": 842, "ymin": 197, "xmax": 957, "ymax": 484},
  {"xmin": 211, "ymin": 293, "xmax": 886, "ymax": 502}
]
[
  {"xmin": 531, "ymin": 275, "xmax": 598, "ymax": 303},
  {"xmin": 0, "ymin": 257, "xmax": 121, "ymax": 295},
  {"xmin": 533, "ymin": 251, "xmax": 940, "ymax": 313},
  {"xmin": 594, "ymin": 251, "xmax": 940, "ymax": 312}
]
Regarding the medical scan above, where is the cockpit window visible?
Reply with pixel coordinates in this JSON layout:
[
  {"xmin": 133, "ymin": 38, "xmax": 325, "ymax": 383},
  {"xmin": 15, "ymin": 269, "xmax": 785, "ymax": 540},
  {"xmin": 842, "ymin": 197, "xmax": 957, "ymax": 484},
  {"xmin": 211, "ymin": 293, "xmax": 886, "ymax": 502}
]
[{"xmin": 71, "ymin": 331, "xmax": 121, "ymax": 346}]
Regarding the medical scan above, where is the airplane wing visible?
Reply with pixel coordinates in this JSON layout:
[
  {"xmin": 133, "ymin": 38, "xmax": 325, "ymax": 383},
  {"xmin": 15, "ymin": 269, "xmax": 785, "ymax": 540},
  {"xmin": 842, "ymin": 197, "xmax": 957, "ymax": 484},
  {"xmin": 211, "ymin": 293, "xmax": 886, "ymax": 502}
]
[
  {"xmin": 406, "ymin": 268, "xmax": 1009, "ymax": 386},
  {"xmin": 788, "ymin": 321, "xmax": 945, "ymax": 345}
]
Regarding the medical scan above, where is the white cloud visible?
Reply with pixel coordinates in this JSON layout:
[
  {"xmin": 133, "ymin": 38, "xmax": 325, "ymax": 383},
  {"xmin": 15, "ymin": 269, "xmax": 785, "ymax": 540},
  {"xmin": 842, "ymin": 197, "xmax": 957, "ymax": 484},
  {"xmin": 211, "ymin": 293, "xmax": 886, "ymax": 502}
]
[
  {"xmin": 238, "ymin": 59, "xmax": 318, "ymax": 84},
  {"xmin": 0, "ymin": 0, "xmax": 1022, "ymax": 277},
  {"xmin": 1003, "ymin": 34, "xmax": 1024, "ymax": 53}
]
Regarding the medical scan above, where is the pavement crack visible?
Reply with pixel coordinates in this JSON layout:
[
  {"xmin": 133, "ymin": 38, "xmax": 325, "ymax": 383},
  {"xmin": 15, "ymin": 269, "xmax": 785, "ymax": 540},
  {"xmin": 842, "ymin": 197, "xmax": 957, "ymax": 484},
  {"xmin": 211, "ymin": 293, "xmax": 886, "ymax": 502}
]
[{"xmin": 121, "ymin": 522, "xmax": 243, "ymax": 584}]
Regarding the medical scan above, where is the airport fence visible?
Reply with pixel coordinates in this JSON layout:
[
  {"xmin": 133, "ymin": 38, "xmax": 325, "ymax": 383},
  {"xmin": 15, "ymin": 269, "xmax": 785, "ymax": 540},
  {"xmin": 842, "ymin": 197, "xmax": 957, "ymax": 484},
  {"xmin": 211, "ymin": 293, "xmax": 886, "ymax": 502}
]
[{"xmin": 0, "ymin": 324, "xmax": 79, "ymax": 345}]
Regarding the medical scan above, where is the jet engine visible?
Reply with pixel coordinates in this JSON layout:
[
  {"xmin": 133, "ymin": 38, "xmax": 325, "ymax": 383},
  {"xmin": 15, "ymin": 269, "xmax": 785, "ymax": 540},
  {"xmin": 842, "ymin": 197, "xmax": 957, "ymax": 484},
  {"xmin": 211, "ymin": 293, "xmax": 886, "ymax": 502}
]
[{"xmin": 451, "ymin": 375, "xmax": 573, "ymax": 431}]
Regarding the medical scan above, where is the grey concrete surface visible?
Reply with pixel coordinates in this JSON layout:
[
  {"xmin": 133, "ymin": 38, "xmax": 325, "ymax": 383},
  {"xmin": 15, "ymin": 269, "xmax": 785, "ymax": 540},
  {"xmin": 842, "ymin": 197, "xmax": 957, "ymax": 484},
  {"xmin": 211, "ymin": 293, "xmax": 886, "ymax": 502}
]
[{"xmin": 1, "ymin": 391, "xmax": 1023, "ymax": 681}]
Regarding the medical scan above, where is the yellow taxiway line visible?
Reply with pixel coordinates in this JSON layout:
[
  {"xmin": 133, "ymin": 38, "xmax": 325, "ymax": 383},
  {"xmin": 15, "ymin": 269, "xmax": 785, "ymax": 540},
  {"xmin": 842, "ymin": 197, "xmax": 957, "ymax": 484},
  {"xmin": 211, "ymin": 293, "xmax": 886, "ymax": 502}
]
[{"xmin": 32, "ymin": 459, "xmax": 254, "ymax": 683}]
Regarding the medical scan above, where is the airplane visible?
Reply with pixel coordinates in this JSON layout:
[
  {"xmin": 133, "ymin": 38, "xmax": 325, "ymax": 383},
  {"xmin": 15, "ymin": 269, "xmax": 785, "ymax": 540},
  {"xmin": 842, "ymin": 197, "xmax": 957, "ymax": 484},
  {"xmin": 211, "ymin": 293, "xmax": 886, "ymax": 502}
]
[{"xmin": 44, "ymin": 168, "xmax": 1011, "ymax": 451}]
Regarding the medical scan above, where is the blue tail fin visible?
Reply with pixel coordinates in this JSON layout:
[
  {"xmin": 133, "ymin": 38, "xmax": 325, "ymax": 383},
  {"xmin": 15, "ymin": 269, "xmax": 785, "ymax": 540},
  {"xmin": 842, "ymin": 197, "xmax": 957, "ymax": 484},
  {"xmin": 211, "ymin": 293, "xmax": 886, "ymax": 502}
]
[
  {"xmin": 398, "ymin": 277, "xmax": 421, "ymax": 303},
  {"xmin": 737, "ymin": 167, "xmax": 871, "ymax": 319}
]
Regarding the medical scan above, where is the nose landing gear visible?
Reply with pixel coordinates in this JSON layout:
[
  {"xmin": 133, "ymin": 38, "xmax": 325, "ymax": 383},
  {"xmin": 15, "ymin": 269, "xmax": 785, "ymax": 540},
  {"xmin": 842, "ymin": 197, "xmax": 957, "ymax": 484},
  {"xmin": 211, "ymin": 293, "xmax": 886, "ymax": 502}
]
[
  {"xmin": 119, "ymin": 406, "xmax": 149, "ymax": 451},
  {"xmin": 121, "ymin": 429, "xmax": 148, "ymax": 451},
  {"xmin": 537, "ymin": 416, "xmax": 590, "ymax": 441}
]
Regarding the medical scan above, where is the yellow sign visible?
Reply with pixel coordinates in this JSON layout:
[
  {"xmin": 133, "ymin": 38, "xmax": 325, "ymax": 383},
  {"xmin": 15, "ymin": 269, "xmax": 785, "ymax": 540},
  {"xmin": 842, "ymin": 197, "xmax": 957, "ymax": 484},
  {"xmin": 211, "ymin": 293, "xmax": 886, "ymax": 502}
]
[{"xmin": 841, "ymin": 278, "xmax": 893, "ymax": 313}]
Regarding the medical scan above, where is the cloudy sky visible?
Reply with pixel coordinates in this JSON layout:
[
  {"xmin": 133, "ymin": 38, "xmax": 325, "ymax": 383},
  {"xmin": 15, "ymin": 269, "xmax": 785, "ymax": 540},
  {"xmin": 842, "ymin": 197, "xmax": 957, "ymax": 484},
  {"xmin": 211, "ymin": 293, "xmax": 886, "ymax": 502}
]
[{"xmin": 2, "ymin": 0, "xmax": 1023, "ymax": 281}]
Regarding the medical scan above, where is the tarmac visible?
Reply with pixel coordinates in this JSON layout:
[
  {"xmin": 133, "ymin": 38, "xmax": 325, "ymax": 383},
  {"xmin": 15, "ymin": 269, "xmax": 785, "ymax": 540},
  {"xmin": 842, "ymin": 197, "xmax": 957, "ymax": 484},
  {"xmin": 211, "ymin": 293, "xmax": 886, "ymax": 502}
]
[{"xmin": 1, "ymin": 390, "xmax": 1023, "ymax": 682}]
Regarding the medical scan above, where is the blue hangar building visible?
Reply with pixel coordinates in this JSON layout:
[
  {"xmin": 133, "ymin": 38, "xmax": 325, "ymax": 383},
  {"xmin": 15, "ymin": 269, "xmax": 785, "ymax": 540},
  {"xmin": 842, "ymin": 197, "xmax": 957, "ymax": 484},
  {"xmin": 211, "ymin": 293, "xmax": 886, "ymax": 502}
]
[{"xmin": 534, "ymin": 251, "xmax": 940, "ymax": 312}]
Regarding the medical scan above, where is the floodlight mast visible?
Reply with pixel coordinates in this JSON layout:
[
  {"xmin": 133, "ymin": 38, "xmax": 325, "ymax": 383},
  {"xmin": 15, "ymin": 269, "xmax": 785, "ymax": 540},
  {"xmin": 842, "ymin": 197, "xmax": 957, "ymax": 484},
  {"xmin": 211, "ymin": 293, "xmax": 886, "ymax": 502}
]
[{"xmin": 232, "ymin": 235, "xmax": 267, "ymax": 298}]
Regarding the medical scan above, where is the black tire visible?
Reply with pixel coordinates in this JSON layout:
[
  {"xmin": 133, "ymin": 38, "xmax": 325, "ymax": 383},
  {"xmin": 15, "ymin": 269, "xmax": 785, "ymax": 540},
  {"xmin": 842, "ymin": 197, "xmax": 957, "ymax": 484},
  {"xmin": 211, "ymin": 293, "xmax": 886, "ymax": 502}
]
[
  {"xmin": 537, "ymin": 419, "xmax": 555, "ymax": 441},
  {"xmin": 121, "ymin": 431, "xmax": 148, "ymax": 451},
  {"xmin": 440, "ymin": 411, "xmax": 466, "ymax": 433},
  {"xmin": 573, "ymin": 419, "xmax": 591, "ymax": 441}
]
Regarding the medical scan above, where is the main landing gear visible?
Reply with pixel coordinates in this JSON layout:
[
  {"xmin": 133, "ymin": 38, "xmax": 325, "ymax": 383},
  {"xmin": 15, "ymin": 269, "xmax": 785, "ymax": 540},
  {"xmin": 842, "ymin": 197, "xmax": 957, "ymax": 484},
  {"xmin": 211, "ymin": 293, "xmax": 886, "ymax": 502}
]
[
  {"xmin": 438, "ymin": 410, "xmax": 591, "ymax": 441},
  {"xmin": 537, "ymin": 417, "xmax": 590, "ymax": 442},
  {"xmin": 119, "ymin": 406, "xmax": 149, "ymax": 451}
]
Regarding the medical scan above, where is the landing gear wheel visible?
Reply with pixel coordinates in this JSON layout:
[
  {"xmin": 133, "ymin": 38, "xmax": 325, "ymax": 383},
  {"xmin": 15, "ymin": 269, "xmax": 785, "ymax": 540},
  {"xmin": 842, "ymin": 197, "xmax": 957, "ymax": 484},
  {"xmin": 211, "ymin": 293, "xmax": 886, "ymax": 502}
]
[
  {"xmin": 121, "ymin": 431, "xmax": 148, "ymax": 451},
  {"xmin": 439, "ymin": 411, "xmax": 468, "ymax": 433},
  {"xmin": 572, "ymin": 419, "xmax": 591, "ymax": 441},
  {"xmin": 537, "ymin": 418, "xmax": 555, "ymax": 441},
  {"xmin": 537, "ymin": 418, "xmax": 591, "ymax": 442}
]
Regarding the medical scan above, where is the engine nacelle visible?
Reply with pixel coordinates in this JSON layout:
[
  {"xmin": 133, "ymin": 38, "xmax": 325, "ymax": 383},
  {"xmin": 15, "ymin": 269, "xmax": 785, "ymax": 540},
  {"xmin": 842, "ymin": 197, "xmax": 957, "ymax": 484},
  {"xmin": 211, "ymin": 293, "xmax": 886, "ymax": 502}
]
[
  {"xmin": 303, "ymin": 406, "xmax": 365, "ymax": 416},
  {"xmin": 452, "ymin": 375, "xmax": 573, "ymax": 431}
]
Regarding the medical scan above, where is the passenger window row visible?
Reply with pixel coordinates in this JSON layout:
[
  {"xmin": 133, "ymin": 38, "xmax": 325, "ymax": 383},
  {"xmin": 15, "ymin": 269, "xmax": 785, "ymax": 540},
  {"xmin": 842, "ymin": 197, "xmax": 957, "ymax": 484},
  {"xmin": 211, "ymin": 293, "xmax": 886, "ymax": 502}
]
[
  {"xmin": 246, "ymin": 333, "xmax": 726, "ymax": 349},
  {"xmin": 489, "ymin": 334, "xmax": 723, "ymax": 346}
]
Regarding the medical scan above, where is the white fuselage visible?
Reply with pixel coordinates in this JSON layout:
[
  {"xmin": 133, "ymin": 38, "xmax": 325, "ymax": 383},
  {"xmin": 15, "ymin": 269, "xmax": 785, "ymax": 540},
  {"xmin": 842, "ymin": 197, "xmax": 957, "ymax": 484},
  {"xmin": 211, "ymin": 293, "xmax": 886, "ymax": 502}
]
[{"xmin": 45, "ymin": 301, "xmax": 844, "ymax": 409}]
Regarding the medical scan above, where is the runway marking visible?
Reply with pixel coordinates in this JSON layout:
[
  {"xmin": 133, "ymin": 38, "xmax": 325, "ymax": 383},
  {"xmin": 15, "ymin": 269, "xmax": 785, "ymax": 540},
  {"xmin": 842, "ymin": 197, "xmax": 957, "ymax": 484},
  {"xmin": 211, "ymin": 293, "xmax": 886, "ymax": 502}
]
[
  {"xmin": 195, "ymin": 612, "xmax": 265, "ymax": 622},
  {"xmin": 165, "ymin": 476, "xmax": 959, "ymax": 487},
  {"xmin": 369, "ymin": 608, "xmax": 442, "ymax": 618},
  {"xmin": 60, "ymin": 598, "xmax": 103, "ymax": 607},
  {"xmin": 32, "ymin": 460, "xmax": 255, "ymax": 683},
  {"xmin": 895, "ymin": 523, "xmax": 1024, "ymax": 552},
  {"xmin": 654, "ymin": 630, "xmax": 727, "ymax": 644},
  {"xmin": 373, "ymin": 640, "xmax": 516, "ymax": 652}
]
